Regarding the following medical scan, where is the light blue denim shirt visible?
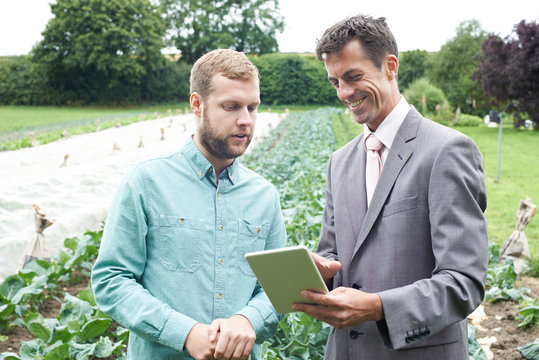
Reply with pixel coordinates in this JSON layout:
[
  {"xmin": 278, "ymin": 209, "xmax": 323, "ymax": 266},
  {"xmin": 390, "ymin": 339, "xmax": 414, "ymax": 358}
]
[{"xmin": 91, "ymin": 138, "xmax": 286, "ymax": 359}]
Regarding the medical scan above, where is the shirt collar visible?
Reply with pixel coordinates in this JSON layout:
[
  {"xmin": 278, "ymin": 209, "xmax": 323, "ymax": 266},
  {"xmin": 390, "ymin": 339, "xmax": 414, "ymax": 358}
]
[
  {"xmin": 181, "ymin": 137, "xmax": 239, "ymax": 185},
  {"xmin": 363, "ymin": 96, "xmax": 410, "ymax": 150}
]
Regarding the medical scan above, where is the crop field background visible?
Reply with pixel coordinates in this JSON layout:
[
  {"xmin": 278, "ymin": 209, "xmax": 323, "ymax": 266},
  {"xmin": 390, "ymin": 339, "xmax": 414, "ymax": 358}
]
[{"xmin": 0, "ymin": 107, "xmax": 538, "ymax": 359}]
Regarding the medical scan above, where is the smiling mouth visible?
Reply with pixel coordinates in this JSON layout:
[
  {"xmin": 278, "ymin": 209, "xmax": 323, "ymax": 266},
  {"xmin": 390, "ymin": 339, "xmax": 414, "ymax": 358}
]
[{"xmin": 347, "ymin": 97, "xmax": 366, "ymax": 107}]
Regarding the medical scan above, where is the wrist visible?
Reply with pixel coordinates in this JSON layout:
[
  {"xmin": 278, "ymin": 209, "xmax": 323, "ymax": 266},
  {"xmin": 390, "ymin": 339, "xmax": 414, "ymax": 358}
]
[{"xmin": 370, "ymin": 293, "xmax": 385, "ymax": 321}]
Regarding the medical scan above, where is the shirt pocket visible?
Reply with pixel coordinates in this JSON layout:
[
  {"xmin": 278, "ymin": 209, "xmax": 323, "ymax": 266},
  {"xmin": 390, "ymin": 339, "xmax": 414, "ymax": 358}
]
[
  {"xmin": 237, "ymin": 220, "xmax": 269, "ymax": 276},
  {"xmin": 157, "ymin": 215, "xmax": 206, "ymax": 273}
]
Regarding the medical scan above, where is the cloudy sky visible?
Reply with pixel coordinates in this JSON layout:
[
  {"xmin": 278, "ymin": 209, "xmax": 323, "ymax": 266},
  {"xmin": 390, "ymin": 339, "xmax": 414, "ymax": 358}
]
[{"xmin": 0, "ymin": 0, "xmax": 537, "ymax": 56}]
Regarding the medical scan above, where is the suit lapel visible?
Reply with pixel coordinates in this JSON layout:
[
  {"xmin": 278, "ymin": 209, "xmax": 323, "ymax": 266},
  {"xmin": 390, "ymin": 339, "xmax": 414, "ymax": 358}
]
[{"xmin": 353, "ymin": 109, "xmax": 422, "ymax": 256}]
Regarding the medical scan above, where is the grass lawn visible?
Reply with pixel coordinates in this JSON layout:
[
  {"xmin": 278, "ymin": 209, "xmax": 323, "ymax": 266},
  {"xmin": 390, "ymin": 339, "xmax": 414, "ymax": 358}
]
[
  {"xmin": 0, "ymin": 104, "xmax": 190, "ymax": 150},
  {"xmin": 458, "ymin": 125, "xmax": 539, "ymax": 255}
]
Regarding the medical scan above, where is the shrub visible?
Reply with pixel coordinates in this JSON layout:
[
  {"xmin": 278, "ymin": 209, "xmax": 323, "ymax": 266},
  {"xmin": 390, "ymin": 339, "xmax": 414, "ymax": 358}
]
[
  {"xmin": 252, "ymin": 53, "xmax": 339, "ymax": 106},
  {"xmin": 403, "ymin": 78, "xmax": 448, "ymax": 115},
  {"xmin": 453, "ymin": 113, "xmax": 484, "ymax": 127}
]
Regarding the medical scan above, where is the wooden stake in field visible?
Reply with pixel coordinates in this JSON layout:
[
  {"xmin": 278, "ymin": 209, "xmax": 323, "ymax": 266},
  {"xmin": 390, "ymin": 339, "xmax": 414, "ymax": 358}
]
[
  {"xmin": 20, "ymin": 205, "xmax": 53, "ymax": 268},
  {"xmin": 60, "ymin": 153, "xmax": 69, "ymax": 167}
]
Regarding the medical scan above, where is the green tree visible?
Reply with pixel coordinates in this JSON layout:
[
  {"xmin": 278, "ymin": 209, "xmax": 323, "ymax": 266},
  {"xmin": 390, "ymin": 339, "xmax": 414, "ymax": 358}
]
[
  {"xmin": 32, "ymin": 0, "xmax": 166, "ymax": 104},
  {"xmin": 427, "ymin": 20, "xmax": 488, "ymax": 115},
  {"xmin": 162, "ymin": 0, "xmax": 284, "ymax": 64},
  {"xmin": 398, "ymin": 49, "xmax": 429, "ymax": 91}
]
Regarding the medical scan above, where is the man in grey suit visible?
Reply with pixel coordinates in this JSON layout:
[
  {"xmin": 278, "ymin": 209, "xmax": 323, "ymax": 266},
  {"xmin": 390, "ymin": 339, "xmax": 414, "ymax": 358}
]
[{"xmin": 292, "ymin": 14, "xmax": 488, "ymax": 359}]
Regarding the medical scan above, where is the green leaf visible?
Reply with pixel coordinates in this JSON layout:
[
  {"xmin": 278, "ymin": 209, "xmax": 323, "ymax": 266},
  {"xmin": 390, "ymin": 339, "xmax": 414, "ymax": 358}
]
[
  {"xmin": 25, "ymin": 313, "xmax": 51, "ymax": 342},
  {"xmin": 77, "ymin": 289, "xmax": 95, "ymax": 306},
  {"xmin": 94, "ymin": 337, "xmax": 123, "ymax": 357},
  {"xmin": 43, "ymin": 341, "xmax": 69, "ymax": 360},
  {"xmin": 0, "ymin": 275, "xmax": 25, "ymax": 302},
  {"xmin": 49, "ymin": 325, "xmax": 75, "ymax": 344},
  {"xmin": 0, "ymin": 352, "xmax": 21, "ymax": 360},
  {"xmin": 116, "ymin": 327, "xmax": 130, "ymax": 343},
  {"xmin": 68, "ymin": 341, "xmax": 96, "ymax": 360},
  {"xmin": 58, "ymin": 294, "xmax": 93, "ymax": 326},
  {"xmin": 0, "ymin": 304, "xmax": 15, "ymax": 318},
  {"xmin": 79, "ymin": 318, "xmax": 112, "ymax": 341},
  {"xmin": 64, "ymin": 237, "xmax": 79, "ymax": 251},
  {"xmin": 20, "ymin": 338, "xmax": 47, "ymax": 359},
  {"xmin": 11, "ymin": 275, "xmax": 48, "ymax": 304},
  {"xmin": 518, "ymin": 338, "xmax": 539, "ymax": 359}
]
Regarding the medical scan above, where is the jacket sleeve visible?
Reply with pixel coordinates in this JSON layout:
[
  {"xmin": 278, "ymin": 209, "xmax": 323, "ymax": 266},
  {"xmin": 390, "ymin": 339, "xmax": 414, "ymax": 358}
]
[
  {"xmin": 236, "ymin": 187, "xmax": 287, "ymax": 343},
  {"xmin": 91, "ymin": 166, "xmax": 197, "ymax": 353},
  {"xmin": 377, "ymin": 134, "xmax": 488, "ymax": 350}
]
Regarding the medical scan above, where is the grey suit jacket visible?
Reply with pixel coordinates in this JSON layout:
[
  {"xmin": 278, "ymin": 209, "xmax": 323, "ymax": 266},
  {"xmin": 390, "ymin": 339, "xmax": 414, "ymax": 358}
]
[{"xmin": 317, "ymin": 108, "xmax": 488, "ymax": 360}]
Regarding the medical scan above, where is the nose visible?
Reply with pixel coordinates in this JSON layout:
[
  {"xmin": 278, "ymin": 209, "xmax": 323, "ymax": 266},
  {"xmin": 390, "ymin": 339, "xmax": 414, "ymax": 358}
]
[
  {"xmin": 237, "ymin": 106, "xmax": 255, "ymax": 126},
  {"xmin": 338, "ymin": 82, "xmax": 354, "ymax": 102}
]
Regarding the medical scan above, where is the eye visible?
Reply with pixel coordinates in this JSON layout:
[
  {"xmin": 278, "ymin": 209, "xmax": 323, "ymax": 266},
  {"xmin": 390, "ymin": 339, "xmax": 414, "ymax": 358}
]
[
  {"xmin": 224, "ymin": 103, "xmax": 239, "ymax": 111},
  {"xmin": 330, "ymin": 80, "xmax": 339, "ymax": 88}
]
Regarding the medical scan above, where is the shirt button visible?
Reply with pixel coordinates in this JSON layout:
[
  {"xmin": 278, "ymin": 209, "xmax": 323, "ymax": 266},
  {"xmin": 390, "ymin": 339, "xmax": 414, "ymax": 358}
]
[
  {"xmin": 256, "ymin": 227, "xmax": 260, "ymax": 233},
  {"xmin": 218, "ymin": 258, "xmax": 223, "ymax": 264},
  {"xmin": 209, "ymin": 168, "xmax": 213, "ymax": 173},
  {"xmin": 217, "ymin": 293, "xmax": 222, "ymax": 299},
  {"xmin": 178, "ymin": 218, "xmax": 185, "ymax": 224},
  {"xmin": 217, "ymin": 192, "xmax": 221, "ymax": 197},
  {"xmin": 218, "ymin": 225, "xmax": 223, "ymax": 231}
]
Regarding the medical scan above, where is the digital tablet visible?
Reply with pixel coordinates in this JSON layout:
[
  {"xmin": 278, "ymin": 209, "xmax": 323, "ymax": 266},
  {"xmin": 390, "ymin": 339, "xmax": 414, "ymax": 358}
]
[{"xmin": 245, "ymin": 245, "xmax": 328, "ymax": 313}]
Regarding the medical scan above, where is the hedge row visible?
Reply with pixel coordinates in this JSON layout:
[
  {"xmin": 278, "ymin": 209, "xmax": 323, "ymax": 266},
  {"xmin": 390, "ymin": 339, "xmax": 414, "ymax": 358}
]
[{"xmin": 0, "ymin": 54, "xmax": 340, "ymax": 106}]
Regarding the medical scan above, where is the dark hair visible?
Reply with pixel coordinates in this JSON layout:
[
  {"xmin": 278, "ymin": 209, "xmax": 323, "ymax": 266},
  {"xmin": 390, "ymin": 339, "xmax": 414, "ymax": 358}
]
[{"xmin": 315, "ymin": 14, "xmax": 398, "ymax": 68}]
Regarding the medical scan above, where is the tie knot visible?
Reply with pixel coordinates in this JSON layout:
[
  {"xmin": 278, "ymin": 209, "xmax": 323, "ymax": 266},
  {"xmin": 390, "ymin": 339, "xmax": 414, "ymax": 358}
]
[{"xmin": 365, "ymin": 134, "xmax": 383, "ymax": 151}]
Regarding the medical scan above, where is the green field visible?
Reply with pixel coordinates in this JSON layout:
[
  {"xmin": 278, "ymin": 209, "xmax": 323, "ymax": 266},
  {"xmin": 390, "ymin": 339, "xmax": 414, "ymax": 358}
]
[
  {"xmin": 2, "ymin": 105, "xmax": 538, "ymax": 258},
  {"xmin": 0, "ymin": 104, "xmax": 190, "ymax": 150},
  {"xmin": 459, "ymin": 126, "xmax": 539, "ymax": 254}
]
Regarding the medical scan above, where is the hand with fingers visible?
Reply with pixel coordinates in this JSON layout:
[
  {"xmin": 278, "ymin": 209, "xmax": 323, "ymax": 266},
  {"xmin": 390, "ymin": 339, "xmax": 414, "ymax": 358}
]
[
  {"xmin": 185, "ymin": 323, "xmax": 217, "ymax": 360},
  {"xmin": 209, "ymin": 314, "xmax": 256, "ymax": 360},
  {"xmin": 293, "ymin": 286, "xmax": 384, "ymax": 329}
]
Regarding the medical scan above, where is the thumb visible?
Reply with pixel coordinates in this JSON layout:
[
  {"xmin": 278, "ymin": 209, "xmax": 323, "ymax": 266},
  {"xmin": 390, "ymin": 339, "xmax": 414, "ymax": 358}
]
[
  {"xmin": 208, "ymin": 319, "xmax": 220, "ymax": 343},
  {"xmin": 312, "ymin": 252, "xmax": 341, "ymax": 279}
]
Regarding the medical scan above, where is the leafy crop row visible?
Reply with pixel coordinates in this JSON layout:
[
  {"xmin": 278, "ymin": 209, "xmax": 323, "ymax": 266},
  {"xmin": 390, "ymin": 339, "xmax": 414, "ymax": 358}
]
[
  {"xmin": 0, "ymin": 231, "xmax": 127, "ymax": 360},
  {"xmin": 243, "ymin": 108, "xmax": 341, "ymax": 359}
]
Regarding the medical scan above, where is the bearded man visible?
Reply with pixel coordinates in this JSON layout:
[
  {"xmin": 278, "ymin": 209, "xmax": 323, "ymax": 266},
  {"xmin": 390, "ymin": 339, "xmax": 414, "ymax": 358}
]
[{"xmin": 92, "ymin": 49, "xmax": 286, "ymax": 360}]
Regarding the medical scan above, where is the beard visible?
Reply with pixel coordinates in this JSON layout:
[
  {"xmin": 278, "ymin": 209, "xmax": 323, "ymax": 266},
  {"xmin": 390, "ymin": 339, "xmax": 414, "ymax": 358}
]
[{"xmin": 198, "ymin": 110, "xmax": 252, "ymax": 160}]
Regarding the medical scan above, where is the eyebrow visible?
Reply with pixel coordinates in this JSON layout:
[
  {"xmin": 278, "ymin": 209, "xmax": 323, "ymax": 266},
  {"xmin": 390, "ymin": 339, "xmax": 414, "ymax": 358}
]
[{"xmin": 328, "ymin": 69, "xmax": 360, "ymax": 82}]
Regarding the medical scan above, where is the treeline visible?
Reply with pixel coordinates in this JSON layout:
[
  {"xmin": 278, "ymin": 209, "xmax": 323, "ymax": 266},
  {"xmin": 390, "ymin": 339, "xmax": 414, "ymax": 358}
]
[{"xmin": 0, "ymin": 53, "xmax": 339, "ymax": 106}]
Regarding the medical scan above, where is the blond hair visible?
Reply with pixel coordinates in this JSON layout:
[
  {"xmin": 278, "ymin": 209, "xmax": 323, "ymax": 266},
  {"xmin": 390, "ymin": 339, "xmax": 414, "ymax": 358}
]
[{"xmin": 190, "ymin": 49, "xmax": 259, "ymax": 100}]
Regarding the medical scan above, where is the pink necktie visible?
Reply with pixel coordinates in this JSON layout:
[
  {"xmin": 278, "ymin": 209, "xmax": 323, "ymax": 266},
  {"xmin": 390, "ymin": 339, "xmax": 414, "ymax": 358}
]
[{"xmin": 365, "ymin": 134, "xmax": 384, "ymax": 206}]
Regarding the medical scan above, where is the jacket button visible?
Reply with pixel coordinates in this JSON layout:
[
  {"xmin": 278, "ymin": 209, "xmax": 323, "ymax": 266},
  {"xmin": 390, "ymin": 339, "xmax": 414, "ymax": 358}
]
[
  {"xmin": 352, "ymin": 283, "xmax": 362, "ymax": 289},
  {"xmin": 405, "ymin": 336, "xmax": 412, "ymax": 344},
  {"xmin": 349, "ymin": 330, "xmax": 361, "ymax": 339}
]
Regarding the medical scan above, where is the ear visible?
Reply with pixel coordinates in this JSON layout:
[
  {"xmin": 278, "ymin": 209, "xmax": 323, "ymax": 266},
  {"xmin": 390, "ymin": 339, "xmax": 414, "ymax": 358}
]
[
  {"xmin": 385, "ymin": 54, "xmax": 399, "ymax": 80},
  {"xmin": 190, "ymin": 92, "xmax": 203, "ymax": 118}
]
